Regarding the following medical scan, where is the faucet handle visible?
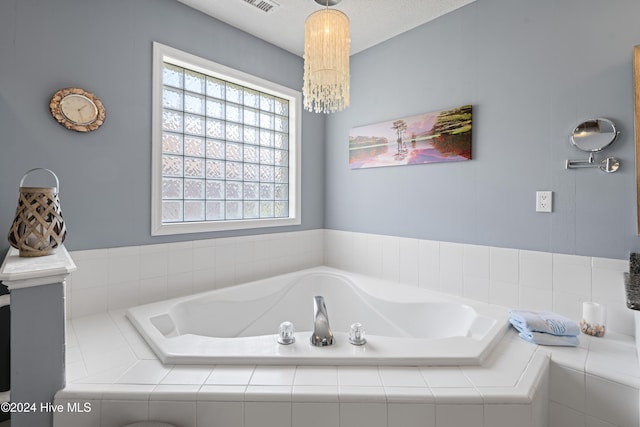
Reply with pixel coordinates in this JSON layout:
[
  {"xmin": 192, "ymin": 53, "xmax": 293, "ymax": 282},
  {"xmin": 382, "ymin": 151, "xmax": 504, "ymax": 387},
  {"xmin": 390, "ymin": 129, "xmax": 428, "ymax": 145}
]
[
  {"xmin": 277, "ymin": 321, "xmax": 296, "ymax": 345},
  {"xmin": 349, "ymin": 322, "xmax": 366, "ymax": 345}
]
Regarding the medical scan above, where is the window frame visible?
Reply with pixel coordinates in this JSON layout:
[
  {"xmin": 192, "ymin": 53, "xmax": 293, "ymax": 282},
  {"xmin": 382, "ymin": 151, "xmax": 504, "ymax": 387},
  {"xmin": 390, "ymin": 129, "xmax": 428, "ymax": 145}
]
[{"xmin": 151, "ymin": 42, "xmax": 302, "ymax": 236}]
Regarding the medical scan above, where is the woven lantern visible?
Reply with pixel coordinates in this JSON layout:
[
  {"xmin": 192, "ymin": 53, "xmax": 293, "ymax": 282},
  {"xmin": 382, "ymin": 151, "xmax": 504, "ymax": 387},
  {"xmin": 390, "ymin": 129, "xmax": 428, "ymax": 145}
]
[{"xmin": 7, "ymin": 168, "xmax": 67, "ymax": 257}]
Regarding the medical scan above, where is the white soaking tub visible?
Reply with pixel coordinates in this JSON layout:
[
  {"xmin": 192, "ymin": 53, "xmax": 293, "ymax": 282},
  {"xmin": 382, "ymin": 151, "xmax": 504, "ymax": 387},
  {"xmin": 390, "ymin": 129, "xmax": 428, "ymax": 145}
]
[{"xmin": 126, "ymin": 267, "xmax": 509, "ymax": 366}]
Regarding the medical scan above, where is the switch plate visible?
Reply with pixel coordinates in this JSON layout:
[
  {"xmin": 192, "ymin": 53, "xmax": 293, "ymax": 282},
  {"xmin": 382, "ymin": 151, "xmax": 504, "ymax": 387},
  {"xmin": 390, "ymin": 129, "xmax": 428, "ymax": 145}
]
[{"xmin": 536, "ymin": 191, "xmax": 553, "ymax": 213}]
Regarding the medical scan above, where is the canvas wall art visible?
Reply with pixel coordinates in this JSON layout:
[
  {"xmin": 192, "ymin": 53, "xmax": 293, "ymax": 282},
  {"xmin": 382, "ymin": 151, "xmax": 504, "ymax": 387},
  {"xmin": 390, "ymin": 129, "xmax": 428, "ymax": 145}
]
[{"xmin": 349, "ymin": 105, "xmax": 472, "ymax": 169}]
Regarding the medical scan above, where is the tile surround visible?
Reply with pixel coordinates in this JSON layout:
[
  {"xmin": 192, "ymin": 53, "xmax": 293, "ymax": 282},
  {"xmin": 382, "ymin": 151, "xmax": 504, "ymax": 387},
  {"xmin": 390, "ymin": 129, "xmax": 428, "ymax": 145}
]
[
  {"xmin": 58, "ymin": 309, "xmax": 554, "ymax": 427},
  {"xmin": 324, "ymin": 230, "xmax": 633, "ymax": 336},
  {"xmin": 59, "ymin": 229, "xmax": 639, "ymax": 427},
  {"xmin": 67, "ymin": 229, "xmax": 633, "ymax": 337},
  {"xmin": 66, "ymin": 230, "xmax": 324, "ymax": 319},
  {"xmin": 55, "ymin": 334, "xmax": 637, "ymax": 427}
]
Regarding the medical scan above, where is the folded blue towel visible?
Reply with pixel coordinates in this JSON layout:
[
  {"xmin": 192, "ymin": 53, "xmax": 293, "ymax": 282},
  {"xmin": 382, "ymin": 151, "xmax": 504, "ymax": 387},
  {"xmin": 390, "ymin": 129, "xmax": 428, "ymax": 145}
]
[
  {"xmin": 509, "ymin": 310, "xmax": 580, "ymax": 337},
  {"xmin": 516, "ymin": 330, "xmax": 579, "ymax": 347}
]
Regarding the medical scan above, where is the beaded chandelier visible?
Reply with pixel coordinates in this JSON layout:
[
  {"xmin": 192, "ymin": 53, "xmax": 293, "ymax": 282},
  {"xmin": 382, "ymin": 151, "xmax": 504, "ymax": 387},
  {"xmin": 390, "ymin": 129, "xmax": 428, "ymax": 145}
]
[{"xmin": 303, "ymin": 0, "xmax": 350, "ymax": 114}]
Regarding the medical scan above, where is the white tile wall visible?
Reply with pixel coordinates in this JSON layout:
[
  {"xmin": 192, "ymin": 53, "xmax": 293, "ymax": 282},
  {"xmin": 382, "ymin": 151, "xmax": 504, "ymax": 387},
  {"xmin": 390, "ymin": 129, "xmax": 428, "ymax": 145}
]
[
  {"xmin": 398, "ymin": 237, "xmax": 420, "ymax": 286},
  {"xmin": 52, "ymin": 399, "xmax": 100, "ymax": 427},
  {"xmin": 435, "ymin": 403, "xmax": 483, "ymax": 427},
  {"xmin": 148, "ymin": 400, "xmax": 197, "ymax": 427},
  {"xmin": 462, "ymin": 244, "xmax": 490, "ymax": 303},
  {"xmin": 67, "ymin": 230, "xmax": 324, "ymax": 319},
  {"xmin": 585, "ymin": 374, "xmax": 639, "ymax": 427},
  {"xmin": 531, "ymin": 363, "xmax": 550, "ymax": 427},
  {"xmin": 292, "ymin": 402, "xmax": 339, "ymax": 427},
  {"xmin": 550, "ymin": 401, "xmax": 585, "ymax": 427},
  {"xmin": 196, "ymin": 401, "xmax": 243, "ymax": 427},
  {"xmin": 100, "ymin": 400, "xmax": 148, "ymax": 427},
  {"xmin": 341, "ymin": 402, "xmax": 387, "ymax": 427},
  {"xmin": 324, "ymin": 231, "xmax": 634, "ymax": 336},
  {"xmin": 388, "ymin": 402, "xmax": 435, "ymax": 427},
  {"xmin": 484, "ymin": 404, "xmax": 532, "ymax": 427},
  {"xmin": 67, "ymin": 228, "xmax": 634, "ymax": 337},
  {"xmin": 439, "ymin": 242, "xmax": 464, "ymax": 296},
  {"xmin": 549, "ymin": 363, "xmax": 585, "ymax": 413},
  {"xmin": 245, "ymin": 402, "xmax": 291, "ymax": 427},
  {"xmin": 547, "ymin": 332, "xmax": 640, "ymax": 427}
]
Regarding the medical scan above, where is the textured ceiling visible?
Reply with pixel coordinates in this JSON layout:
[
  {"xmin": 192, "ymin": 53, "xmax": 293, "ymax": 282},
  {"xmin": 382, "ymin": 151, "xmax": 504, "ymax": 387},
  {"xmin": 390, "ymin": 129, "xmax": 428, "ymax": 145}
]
[{"xmin": 177, "ymin": 0, "xmax": 476, "ymax": 57}]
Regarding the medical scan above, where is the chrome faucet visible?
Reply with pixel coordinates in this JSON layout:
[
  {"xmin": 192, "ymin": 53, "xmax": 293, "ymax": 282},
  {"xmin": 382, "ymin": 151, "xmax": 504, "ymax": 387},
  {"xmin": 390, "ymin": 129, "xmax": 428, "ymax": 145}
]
[{"xmin": 310, "ymin": 296, "xmax": 334, "ymax": 346}]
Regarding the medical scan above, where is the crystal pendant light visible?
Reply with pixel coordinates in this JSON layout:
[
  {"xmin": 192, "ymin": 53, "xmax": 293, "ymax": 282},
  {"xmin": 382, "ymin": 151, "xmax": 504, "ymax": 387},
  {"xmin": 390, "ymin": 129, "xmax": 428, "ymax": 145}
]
[{"xmin": 303, "ymin": 0, "xmax": 350, "ymax": 113}]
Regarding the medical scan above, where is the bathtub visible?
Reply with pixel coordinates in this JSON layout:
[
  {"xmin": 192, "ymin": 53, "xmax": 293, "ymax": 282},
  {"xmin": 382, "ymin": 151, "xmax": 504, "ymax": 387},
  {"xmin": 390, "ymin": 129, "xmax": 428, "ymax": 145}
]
[{"xmin": 126, "ymin": 267, "xmax": 510, "ymax": 366}]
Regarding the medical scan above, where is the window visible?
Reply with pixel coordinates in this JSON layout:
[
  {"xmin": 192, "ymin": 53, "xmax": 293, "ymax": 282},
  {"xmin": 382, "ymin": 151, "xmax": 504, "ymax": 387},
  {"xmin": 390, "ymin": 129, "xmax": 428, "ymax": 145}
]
[{"xmin": 151, "ymin": 42, "xmax": 301, "ymax": 236}]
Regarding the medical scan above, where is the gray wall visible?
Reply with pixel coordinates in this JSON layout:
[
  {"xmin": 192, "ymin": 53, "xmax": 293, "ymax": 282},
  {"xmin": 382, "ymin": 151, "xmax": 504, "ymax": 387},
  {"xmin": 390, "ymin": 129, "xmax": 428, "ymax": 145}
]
[
  {"xmin": 3, "ymin": 0, "xmax": 640, "ymax": 260},
  {"xmin": 0, "ymin": 0, "xmax": 325, "ymax": 253},
  {"xmin": 326, "ymin": 0, "xmax": 640, "ymax": 260}
]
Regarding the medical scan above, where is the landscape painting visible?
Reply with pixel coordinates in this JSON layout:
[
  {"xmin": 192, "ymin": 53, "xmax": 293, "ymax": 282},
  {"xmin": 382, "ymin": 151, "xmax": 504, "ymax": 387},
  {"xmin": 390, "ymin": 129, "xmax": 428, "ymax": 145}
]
[{"xmin": 349, "ymin": 105, "xmax": 472, "ymax": 169}]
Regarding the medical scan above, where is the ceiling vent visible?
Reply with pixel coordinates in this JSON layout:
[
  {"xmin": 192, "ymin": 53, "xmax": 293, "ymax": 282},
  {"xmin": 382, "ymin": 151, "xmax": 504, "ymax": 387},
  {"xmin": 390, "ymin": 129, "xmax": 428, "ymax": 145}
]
[{"xmin": 243, "ymin": 0, "xmax": 280, "ymax": 13}]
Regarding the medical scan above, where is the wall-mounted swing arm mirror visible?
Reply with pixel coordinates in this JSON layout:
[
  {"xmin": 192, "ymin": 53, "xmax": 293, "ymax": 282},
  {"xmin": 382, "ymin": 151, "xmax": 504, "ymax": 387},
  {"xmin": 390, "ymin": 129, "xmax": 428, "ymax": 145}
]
[
  {"xmin": 565, "ymin": 118, "xmax": 621, "ymax": 173},
  {"xmin": 571, "ymin": 118, "xmax": 619, "ymax": 152}
]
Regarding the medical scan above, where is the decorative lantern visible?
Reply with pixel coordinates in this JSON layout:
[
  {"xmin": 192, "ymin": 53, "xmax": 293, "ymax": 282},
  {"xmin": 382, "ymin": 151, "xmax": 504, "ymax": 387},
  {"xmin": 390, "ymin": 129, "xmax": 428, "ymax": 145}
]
[{"xmin": 7, "ymin": 168, "xmax": 67, "ymax": 257}]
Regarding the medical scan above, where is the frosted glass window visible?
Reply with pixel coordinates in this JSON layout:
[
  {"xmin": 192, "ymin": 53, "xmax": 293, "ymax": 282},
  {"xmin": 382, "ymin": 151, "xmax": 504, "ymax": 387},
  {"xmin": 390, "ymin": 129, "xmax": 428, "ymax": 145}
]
[
  {"xmin": 184, "ymin": 136, "xmax": 204, "ymax": 157},
  {"xmin": 162, "ymin": 132, "xmax": 183, "ymax": 154},
  {"xmin": 156, "ymin": 49, "xmax": 296, "ymax": 231}
]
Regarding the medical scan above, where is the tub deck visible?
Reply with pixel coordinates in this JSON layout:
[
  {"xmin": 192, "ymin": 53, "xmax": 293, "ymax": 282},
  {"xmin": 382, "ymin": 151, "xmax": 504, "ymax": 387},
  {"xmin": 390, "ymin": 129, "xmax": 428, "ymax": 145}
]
[
  {"xmin": 57, "ymin": 308, "xmax": 546, "ymax": 427},
  {"xmin": 56, "ymin": 308, "xmax": 640, "ymax": 427}
]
